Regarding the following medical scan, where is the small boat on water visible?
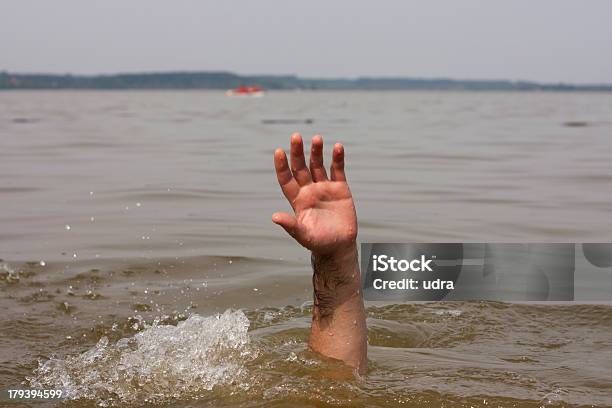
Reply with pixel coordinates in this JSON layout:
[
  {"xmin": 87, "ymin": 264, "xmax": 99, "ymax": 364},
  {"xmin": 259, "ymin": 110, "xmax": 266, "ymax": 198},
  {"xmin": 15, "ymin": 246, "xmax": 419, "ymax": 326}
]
[{"xmin": 225, "ymin": 86, "xmax": 265, "ymax": 97}]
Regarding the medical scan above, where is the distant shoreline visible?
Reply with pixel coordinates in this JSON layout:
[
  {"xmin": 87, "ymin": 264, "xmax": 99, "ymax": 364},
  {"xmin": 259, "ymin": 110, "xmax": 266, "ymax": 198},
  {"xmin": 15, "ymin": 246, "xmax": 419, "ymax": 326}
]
[{"xmin": 2, "ymin": 71, "xmax": 611, "ymax": 91}]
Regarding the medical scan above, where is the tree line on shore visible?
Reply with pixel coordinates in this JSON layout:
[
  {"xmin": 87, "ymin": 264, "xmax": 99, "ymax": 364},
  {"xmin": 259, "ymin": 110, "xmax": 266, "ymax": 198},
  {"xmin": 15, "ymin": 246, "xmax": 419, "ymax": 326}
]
[{"xmin": 1, "ymin": 71, "xmax": 610, "ymax": 91}]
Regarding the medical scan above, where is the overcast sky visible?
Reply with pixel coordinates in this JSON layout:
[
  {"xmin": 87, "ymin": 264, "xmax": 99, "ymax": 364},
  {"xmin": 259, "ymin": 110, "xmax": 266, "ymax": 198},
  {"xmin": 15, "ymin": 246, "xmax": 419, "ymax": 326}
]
[{"xmin": 1, "ymin": 0, "xmax": 611, "ymax": 84}]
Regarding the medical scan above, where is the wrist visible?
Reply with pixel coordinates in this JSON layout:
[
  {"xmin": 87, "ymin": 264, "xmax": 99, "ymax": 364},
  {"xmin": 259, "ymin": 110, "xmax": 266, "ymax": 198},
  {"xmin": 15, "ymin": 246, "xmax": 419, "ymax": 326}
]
[
  {"xmin": 311, "ymin": 243, "xmax": 359, "ymax": 287},
  {"xmin": 311, "ymin": 243, "xmax": 361, "ymax": 323},
  {"xmin": 312, "ymin": 242, "xmax": 358, "ymax": 264}
]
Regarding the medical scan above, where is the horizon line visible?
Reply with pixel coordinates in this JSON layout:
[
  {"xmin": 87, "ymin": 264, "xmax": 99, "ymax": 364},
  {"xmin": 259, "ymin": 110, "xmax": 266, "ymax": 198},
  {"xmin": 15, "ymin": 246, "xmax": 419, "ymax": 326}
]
[{"xmin": 3, "ymin": 70, "xmax": 612, "ymax": 87}]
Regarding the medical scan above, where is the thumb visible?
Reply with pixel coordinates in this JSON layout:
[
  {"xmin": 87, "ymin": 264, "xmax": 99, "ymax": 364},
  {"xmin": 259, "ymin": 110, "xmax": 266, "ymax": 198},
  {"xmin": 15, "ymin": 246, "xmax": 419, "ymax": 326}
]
[{"xmin": 272, "ymin": 212, "xmax": 299, "ymax": 238}]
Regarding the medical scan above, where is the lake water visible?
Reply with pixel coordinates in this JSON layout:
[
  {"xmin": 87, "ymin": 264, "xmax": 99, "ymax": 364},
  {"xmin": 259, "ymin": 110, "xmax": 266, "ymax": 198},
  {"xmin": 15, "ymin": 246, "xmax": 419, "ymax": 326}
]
[{"xmin": 1, "ymin": 91, "xmax": 612, "ymax": 407}]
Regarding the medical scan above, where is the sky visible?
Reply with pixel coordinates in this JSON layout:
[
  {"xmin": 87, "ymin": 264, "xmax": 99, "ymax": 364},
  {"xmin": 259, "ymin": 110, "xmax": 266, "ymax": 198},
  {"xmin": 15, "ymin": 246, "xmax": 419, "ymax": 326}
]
[{"xmin": 1, "ymin": 0, "xmax": 611, "ymax": 84}]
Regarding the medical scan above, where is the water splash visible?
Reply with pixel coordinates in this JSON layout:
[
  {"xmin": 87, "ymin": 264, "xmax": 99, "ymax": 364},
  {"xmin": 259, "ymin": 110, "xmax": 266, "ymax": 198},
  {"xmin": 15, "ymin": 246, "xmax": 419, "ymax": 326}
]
[
  {"xmin": 0, "ymin": 262, "xmax": 19, "ymax": 283},
  {"xmin": 432, "ymin": 309, "xmax": 462, "ymax": 317},
  {"xmin": 29, "ymin": 309, "xmax": 254, "ymax": 406}
]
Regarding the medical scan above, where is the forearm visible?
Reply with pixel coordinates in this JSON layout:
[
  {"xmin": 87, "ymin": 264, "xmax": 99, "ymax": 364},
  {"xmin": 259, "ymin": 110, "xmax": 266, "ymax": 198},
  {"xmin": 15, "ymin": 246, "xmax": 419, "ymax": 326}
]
[{"xmin": 309, "ymin": 244, "xmax": 367, "ymax": 373}]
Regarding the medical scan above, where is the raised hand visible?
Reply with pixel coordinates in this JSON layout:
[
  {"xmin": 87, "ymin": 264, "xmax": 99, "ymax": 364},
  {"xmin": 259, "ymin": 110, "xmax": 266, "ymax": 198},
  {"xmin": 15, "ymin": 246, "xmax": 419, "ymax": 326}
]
[
  {"xmin": 272, "ymin": 133, "xmax": 367, "ymax": 373},
  {"xmin": 272, "ymin": 133, "xmax": 357, "ymax": 256}
]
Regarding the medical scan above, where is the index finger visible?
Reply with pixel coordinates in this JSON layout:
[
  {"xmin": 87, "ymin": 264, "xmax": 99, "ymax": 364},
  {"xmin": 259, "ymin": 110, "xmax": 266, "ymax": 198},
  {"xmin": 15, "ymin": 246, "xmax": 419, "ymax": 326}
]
[{"xmin": 274, "ymin": 148, "xmax": 300, "ymax": 204}]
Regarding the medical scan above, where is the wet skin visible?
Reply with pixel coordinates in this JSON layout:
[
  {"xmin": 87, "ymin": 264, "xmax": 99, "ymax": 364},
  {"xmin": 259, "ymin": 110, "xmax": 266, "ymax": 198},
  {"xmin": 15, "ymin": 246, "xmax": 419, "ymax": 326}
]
[{"xmin": 272, "ymin": 133, "xmax": 367, "ymax": 373}]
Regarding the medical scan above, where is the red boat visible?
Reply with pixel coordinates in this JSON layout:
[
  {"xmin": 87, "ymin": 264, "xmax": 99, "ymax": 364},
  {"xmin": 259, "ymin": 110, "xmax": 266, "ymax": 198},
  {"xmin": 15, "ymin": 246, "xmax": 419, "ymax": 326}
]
[{"xmin": 226, "ymin": 86, "xmax": 265, "ymax": 97}]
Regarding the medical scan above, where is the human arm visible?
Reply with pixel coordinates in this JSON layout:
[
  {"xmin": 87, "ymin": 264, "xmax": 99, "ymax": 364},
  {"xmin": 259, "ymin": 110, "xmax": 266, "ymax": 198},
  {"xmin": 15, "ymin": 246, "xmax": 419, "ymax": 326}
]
[{"xmin": 272, "ymin": 133, "xmax": 367, "ymax": 372}]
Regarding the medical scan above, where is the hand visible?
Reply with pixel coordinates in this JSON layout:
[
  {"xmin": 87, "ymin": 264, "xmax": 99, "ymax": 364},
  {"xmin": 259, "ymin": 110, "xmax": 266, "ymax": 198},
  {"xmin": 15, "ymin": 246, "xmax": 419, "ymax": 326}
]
[
  {"xmin": 272, "ymin": 133, "xmax": 357, "ymax": 256},
  {"xmin": 273, "ymin": 134, "xmax": 367, "ymax": 373}
]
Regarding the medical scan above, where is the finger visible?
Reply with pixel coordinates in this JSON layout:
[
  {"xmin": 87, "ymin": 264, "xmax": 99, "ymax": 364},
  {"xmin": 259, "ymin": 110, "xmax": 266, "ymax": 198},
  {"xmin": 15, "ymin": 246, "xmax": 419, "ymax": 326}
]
[
  {"xmin": 272, "ymin": 212, "xmax": 299, "ymax": 238},
  {"xmin": 309, "ymin": 134, "xmax": 328, "ymax": 182},
  {"xmin": 274, "ymin": 148, "xmax": 300, "ymax": 203},
  {"xmin": 290, "ymin": 133, "xmax": 312, "ymax": 186},
  {"xmin": 330, "ymin": 142, "xmax": 346, "ymax": 182}
]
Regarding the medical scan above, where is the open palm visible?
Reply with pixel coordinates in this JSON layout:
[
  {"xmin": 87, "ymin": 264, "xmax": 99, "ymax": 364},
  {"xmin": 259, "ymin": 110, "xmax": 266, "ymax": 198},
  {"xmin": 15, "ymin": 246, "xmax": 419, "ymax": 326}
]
[{"xmin": 272, "ymin": 134, "xmax": 357, "ymax": 255}]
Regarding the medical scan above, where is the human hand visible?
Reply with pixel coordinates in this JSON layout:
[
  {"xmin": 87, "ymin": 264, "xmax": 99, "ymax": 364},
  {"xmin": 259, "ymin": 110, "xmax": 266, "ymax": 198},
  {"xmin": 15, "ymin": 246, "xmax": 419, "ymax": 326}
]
[{"xmin": 272, "ymin": 133, "xmax": 357, "ymax": 256}]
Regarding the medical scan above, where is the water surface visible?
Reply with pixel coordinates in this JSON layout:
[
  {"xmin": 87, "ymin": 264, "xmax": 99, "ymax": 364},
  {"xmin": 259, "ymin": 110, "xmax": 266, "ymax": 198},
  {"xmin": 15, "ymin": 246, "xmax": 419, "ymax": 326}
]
[{"xmin": 1, "ymin": 91, "xmax": 612, "ymax": 407}]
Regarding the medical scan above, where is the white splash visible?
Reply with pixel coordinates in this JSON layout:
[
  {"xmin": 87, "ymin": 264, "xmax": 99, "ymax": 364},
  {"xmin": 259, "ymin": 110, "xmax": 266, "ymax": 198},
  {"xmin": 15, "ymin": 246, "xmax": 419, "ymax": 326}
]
[
  {"xmin": 432, "ymin": 309, "xmax": 462, "ymax": 317},
  {"xmin": 0, "ymin": 262, "xmax": 19, "ymax": 283},
  {"xmin": 29, "ymin": 310, "xmax": 253, "ymax": 405}
]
